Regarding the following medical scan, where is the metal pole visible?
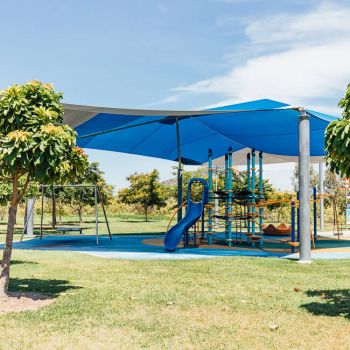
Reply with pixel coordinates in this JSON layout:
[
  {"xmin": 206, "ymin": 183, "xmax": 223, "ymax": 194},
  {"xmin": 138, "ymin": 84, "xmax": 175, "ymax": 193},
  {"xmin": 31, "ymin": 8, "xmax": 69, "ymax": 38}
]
[
  {"xmin": 97, "ymin": 187, "xmax": 112, "ymax": 240},
  {"xmin": 214, "ymin": 166, "xmax": 219, "ymax": 228},
  {"xmin": 176, "ymin": 117, "xmax": 183, "ymax": 222},
  {"xmin": 297, "ymin": 191, "xmax": 300, "ymax": 242},
  {"xmin": 251, "ymin": 149, "xmax": 256, "ymax": 237},
  {"xmin": 227, "ymin": 147, "xmax": 233, "ymax": 247},
  {"xmin": 224, "ymin": 153, "xmax": 229, "ymax": 242},
  {"xmin": 298, "ymin": 109, "xmax": 311, "ymax": 262},
  {"xmin": 40, "ymin": 186, "xmax": 44, "ymax": 240},
  {"xmin": 291, "ymin": 201, "xmax": 296, "ymax": 254},
  {"xmin": 319, "ymin": 162, "xmax": 325, "ymax": 231},
  {"xmin": 208, "ymin": 149, "xmax": 213, "ymax": 244},
  {"xmin": 259, "ymin": 151, "xmax": 263, "ymax": 245},
  {"xmin": 345, "ymin": 185, "xmax": 348, "ymax": 231},
  {"xmin": 313, "ymin": 187, "xmax": 317, "ymax": 242},
  {"xmin": 52, "ymin": 185, "xmax": 56, "ymax": 229},
  {"xmin": 247, "ymin": 153, "xmax": 251, "ymax": 236},
  {"xmin": 95, "ymin": 185, "xmax": 99, "ymax": 245}
]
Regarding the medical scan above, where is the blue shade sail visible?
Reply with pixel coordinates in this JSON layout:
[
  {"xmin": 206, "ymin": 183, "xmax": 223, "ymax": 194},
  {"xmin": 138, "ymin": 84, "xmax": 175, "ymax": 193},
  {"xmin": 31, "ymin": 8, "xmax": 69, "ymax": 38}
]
[{"xmin": 63, "ymin": 99, "xmax": 338, "ymax": 165}]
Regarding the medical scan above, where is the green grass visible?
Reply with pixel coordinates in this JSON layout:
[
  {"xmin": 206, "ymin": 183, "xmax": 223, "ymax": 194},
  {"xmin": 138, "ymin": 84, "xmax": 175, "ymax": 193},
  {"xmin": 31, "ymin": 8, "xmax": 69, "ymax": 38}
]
[
  {"xmin": 0, "ymin": 249, "xmax": 349, "ymax": 349},
  {"xmin": 0, "ymin": 215, "xmax": 169, "ymax": 239}
]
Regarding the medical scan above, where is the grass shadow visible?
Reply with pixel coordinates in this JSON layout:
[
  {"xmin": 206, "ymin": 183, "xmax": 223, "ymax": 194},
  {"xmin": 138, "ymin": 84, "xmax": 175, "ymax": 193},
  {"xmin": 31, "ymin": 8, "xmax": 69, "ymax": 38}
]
[
  {"xmin": 1, "ymin": 260, "xmax": 39, "ymax": 266},
  {"xmin": 9, "ymin": 278, "xmax": 81, "ymax": 297},
  {"xmin": 301, "ymin": 289, "xmax": 350, "ymax": 319}
]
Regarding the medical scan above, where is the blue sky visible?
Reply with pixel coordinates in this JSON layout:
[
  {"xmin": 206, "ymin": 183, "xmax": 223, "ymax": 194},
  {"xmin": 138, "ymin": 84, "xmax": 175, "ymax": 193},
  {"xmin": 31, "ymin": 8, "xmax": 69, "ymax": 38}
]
[{"xmin": 1, "ymin": 0, "xmax": 350, "ymax": 190}]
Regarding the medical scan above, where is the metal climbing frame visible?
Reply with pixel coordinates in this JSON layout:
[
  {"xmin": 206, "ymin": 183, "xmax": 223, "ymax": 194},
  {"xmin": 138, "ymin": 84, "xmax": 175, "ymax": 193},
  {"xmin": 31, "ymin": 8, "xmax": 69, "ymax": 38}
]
[{"xmin": 206, "ymin": 147, "xmax": 264, "ymax": 246}]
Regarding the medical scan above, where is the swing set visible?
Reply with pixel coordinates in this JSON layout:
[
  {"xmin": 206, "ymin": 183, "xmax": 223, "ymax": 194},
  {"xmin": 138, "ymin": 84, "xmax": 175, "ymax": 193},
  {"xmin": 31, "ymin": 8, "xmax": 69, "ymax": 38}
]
[{"xmin": 21, "ymin": 184, "xmax": 111, "ymax": 244}]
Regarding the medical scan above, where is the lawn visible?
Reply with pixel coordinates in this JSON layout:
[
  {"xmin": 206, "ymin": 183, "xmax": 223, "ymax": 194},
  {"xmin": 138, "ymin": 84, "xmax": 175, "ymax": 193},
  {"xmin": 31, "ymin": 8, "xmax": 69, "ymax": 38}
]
[
  {"xmin": 0, "ymin": 215, "xmax": 169, "ymax": 239},
  {"xmin": 0, "ymin": 248, "xmax": 349, "ymax": 349}
]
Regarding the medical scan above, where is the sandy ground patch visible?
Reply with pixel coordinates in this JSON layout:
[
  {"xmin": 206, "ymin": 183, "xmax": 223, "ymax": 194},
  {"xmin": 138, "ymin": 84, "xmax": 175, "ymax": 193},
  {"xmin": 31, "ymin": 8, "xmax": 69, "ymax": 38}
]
[{"xmin": 0, "ymin": 292, "xmax": 54, "ymax": 314}]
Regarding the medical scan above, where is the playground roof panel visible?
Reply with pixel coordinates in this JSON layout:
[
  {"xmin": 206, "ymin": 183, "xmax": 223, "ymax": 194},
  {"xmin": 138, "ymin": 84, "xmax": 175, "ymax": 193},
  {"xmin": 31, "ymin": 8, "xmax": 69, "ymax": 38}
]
[{"xmin": 62, "ymin": 99, "xmax": 338, "ymax": 165}]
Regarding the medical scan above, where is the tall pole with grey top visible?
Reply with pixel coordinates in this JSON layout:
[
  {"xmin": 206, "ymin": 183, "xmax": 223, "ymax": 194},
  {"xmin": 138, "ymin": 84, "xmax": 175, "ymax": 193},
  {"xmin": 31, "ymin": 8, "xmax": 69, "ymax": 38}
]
[
  {"xmin": 298, "ymin": 108, "xmax": 311, "ymax": 262},
  {"xmin": 26, "ymin": 198, "xmax": 35, "ymax": 237},
  {"xmin": 319, "ymin": 162, "xmax": 325, "ymax": 231},
  {"xmin": 176, "ymin": 117, "xmax": 183, "ymax": 222}
]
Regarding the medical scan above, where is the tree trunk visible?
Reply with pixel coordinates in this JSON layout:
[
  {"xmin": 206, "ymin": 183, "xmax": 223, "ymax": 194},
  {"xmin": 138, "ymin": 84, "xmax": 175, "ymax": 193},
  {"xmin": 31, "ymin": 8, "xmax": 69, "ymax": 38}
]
[
  {"xmin": 78, "ymin": 207, "xmax": 83, "ymax": 223},
  {"xmin": 58, "ymin": 201, "xmax": 62, "ymax": 224},
  {"xmin": 145, "ymin": 207, "xmax": 148, "ymax": 222},
  {"xmin": 0, "ymin": 179, "xmax": 19, "ymax": 297}
]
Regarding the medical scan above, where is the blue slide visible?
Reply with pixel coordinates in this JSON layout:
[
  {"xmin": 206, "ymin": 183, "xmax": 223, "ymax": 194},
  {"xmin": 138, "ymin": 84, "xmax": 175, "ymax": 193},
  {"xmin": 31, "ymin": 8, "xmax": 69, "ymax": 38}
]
[{"xmin": 164, "ymin": 178, "xmax": 208, "ymax": 252}]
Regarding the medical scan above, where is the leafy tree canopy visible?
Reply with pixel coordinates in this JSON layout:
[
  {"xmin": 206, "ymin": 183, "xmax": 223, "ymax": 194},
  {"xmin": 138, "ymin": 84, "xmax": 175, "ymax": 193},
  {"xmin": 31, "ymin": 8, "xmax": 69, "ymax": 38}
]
[
  {"xmin": 0, "ymin": 81, "xmax": 88, "ymax": 295},
  {"xmin": 169, "ymin": 166, "xmax": 274, "ymax": 202},
  {"xmin": 324, "ymin": 169, "xmax": 345, "ymax": 212},
  {"xmin": 325, "ymin": 84, "xmax": 350, "ymax": 177},
  {"xmin": 118, "ymin": 169, "xmax": 166, "ymax": 221}
]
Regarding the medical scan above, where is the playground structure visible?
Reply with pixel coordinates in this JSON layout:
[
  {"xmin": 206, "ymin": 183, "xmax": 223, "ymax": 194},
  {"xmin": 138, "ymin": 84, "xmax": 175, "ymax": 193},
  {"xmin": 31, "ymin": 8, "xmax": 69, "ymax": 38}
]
[
  {"xmin": 21, "ymin": 184, "xmax": 112, "ymax": 244},
  {"xmin": 164, "ymin": 178, "xmax": 208, "ymax": 251},
  {"xmin": 207, "ymin": 147, "xmax": 264, "ymax": 247},
  {"xmin": 16, "ymin": 99, "xmax": 341, "ymax": 261},
  {"xmin": 165, "ymin": 147, "xmax": 266, "ymax": 250},
  {"xmin": 164, "ymin": 146, "xmax": 265, "ymax": 250},
  {"xmin": 164, "ymin": 147, "xmax": 344, "ymax": 252}
]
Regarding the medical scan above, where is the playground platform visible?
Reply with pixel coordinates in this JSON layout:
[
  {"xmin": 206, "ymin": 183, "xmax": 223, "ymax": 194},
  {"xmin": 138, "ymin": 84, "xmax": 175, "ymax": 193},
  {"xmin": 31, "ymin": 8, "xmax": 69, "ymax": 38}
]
[{"xmin": 7, "ymin": 233, "xmax": 350, "ymax": 260}]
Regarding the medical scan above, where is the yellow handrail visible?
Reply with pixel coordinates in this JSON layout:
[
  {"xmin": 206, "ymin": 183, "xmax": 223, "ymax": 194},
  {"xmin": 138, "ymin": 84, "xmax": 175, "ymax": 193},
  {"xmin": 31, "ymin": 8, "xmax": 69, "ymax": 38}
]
[{"xmin": 166, "ymin": 201, "xmax": 187, "ymax": 232}]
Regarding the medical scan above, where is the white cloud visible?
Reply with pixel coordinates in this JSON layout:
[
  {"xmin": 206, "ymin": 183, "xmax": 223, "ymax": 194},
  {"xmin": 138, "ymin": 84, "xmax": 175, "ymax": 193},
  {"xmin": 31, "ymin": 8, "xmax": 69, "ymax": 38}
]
[
  {"xmin": 144, "ymin": 94, "xmax": 180, "ymax": 106},
  {"xmin": 157, "ymin": 2, "xmax": 350, "ymax": 112},
  {"xmin": 245, "ymin": 3, "xmax": 350, "ymax": 47},
  {"xmin": 175, "ymin": 40, "xmax": 350, "ymax": 106}
]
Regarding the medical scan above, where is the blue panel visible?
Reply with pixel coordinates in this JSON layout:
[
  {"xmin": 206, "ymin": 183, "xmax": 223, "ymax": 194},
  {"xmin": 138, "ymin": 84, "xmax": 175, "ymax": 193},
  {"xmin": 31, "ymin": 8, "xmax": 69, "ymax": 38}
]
[
  {"xmin": 75, "ymin": 113, "xmax": 143, "ymax": 136},
  {"xmin": 208, "ymin": 99, "xmax": 289, "ymax": 111},
  {"xmin": 75, "ymin": 99, "xmax": 339, "ymax": 163}
]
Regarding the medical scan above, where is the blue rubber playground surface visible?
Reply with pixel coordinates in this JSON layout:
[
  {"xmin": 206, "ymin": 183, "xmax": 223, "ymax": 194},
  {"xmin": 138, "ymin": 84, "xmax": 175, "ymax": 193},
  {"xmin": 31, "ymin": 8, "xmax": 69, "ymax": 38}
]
[
  {"xmin": 7, "ymin": 234, "xmax": 350, "ymax": 260},
  {"xmin": 11, "ymin": 234, "xmax": 284, "ymax": 260}
]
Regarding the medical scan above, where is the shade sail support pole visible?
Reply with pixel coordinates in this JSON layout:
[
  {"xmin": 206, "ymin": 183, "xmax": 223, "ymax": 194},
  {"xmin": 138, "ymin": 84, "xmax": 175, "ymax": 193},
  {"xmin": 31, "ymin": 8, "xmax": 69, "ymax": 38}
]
[
  {"xmin": 176, "ymin": 117, "xmax": 183, "ymax": 222},
  {"xmin": 298, "ymin": 109, "xmax": 311, "ymax": 263}
]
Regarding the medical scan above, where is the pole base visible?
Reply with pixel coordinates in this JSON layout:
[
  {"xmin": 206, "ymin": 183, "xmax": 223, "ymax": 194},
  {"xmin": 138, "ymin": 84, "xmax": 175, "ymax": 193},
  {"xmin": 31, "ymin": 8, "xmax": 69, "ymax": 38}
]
[{"xmin": 297, "ymin": 260, "xmax": 312, "ymax": 264}]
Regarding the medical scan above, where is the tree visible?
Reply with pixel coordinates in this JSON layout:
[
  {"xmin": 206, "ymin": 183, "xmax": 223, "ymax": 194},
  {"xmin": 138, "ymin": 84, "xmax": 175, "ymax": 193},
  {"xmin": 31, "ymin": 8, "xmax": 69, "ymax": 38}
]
[
  {"xmin": 0, "ymin": 81, "xmax": 88, "ymax": 296},
  {"xmin": 291, "ymin": 164, "xmax": 318, "ymax": 192},
  {"xmin": 324, "ymin": 169, "xmax": 345, "ymax": 213},
  {"xmin": 118, "ymin": 170, "xmax": 166, "ymax": 221},
  {"xmin": 325, "ymin": 84, "xmax": 350, "ymax": 177},
  {"xmin": 0, "ymin": 183, "xmax": 12, "ymax": 221},
  {"xmin": 166, "ymin": 166, "xmax": 207, "ymax": 203},
  {"xmin": 166, "ymin": 165, "xmax": 274, "ymax": 203}
]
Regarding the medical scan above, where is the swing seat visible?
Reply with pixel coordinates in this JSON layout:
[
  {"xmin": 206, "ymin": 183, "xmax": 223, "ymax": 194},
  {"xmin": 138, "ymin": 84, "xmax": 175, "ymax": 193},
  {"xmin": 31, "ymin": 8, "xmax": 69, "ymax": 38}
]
[{"xmin": 55, "ymin": 227, "xmax": 84, "ymax": 235}]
